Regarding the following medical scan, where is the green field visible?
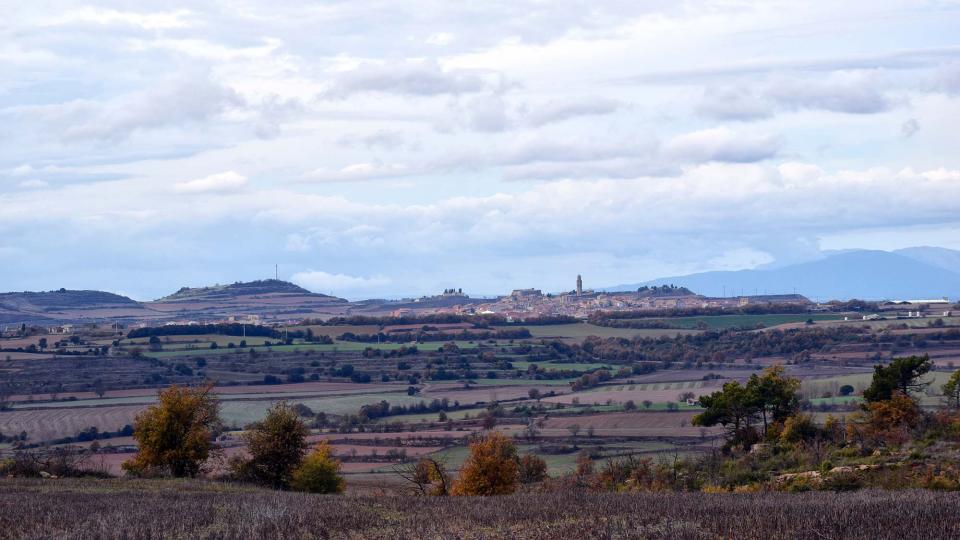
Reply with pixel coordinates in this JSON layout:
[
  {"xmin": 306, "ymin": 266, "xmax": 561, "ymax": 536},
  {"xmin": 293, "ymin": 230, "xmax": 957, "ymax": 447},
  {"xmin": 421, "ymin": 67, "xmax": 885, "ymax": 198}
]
[
  {"xmin": 138, "ymin": 339, "xmax": 484, "ymax": 358},
  {"xmin": 462, "ymin": 378, "xmax": 577, "ymax": 387},
  {"xmin": 10, "ymin": 386, "xmax": 408, "ymax": 410},
  {"xmin": 510, "ymin": 360, "xmax": 612, "ymax": 372},
  {"xmin": 619, "ymin": 313, "xmax": 845, "ymax": 330},
  {"xmin": 417, "ymin": 441, "xmax": 688, "ymax": 475},
  {"xmin": 814, "ymin": 316, "xmax": 960, "ymax": 330},
  {"xmin": 801, "ymin": 371, "xmax": 955, "ymax": 401},
  {"xmin": 220, "ymin": 392, "xmax": 424, "ymax": 426},
  {"xmin": 498, "ymin": 323, "xmax": 700, "ymax": 340}
]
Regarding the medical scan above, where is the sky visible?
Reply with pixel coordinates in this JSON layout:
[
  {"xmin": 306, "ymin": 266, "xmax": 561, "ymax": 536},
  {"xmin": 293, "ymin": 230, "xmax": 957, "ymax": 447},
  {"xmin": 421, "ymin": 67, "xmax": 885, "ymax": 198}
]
[{"xmin": 2, "ymin": 1, "xmax": 960, "ymax": 300}]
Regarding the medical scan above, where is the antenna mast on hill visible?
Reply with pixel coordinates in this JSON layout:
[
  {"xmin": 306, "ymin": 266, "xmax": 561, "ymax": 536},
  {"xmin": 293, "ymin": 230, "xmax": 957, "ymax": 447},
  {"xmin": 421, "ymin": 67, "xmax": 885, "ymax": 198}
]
[{"xmin": 275, "ymin": 264, "xmax": 278, "ymax": 280}]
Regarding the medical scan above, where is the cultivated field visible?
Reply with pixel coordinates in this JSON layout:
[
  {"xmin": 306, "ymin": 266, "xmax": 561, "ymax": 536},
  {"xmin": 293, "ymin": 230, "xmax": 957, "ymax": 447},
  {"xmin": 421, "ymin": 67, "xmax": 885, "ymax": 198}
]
[
  {"xmin": 618, "ymin": 313, "xmax": 846, "ymax": 330},
  {"xmin": 501, "ymin": 323, "xmax": 701, "ymax": 340}
]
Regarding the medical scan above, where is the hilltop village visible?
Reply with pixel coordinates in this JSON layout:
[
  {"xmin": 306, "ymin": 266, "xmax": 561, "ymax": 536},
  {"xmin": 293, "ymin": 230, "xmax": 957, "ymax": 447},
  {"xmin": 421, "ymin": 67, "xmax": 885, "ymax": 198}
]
[{"xmin": 396, "ymin": 276, "xmax": 811, "ymax": 320}]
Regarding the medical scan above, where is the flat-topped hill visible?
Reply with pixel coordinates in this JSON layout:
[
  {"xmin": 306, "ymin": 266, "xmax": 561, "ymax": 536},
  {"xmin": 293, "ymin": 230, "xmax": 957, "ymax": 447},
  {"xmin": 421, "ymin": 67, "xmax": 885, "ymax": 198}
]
[
  {"xmin": 0, "ymin": 289, "xmax": 145, "ymax": 323},
  {"xmin": 157, "ymin": 279, "xmax": 329, "ymax": 302},
  {"xmin": 0, "ymin": 289, "xmax": 138, "ymax": 311}
]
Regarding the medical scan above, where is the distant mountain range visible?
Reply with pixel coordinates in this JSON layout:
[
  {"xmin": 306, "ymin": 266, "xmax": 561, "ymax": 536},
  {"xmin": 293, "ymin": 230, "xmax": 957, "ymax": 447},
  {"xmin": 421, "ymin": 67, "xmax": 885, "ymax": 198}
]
[
  {"xmin": 3, "ymin": 247, "xmax": 958, "ymax": 324},
  {"xmin": 602, "ymin": 247, "xmax": 960, "ymax": 301}
]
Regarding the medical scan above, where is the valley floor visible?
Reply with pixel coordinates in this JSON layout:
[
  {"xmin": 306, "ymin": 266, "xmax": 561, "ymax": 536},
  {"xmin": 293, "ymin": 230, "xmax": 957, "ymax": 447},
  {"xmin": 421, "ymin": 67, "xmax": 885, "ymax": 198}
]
[{"xmin": 1, "ymin": 478, "xmax": 959, "ymax": 539}]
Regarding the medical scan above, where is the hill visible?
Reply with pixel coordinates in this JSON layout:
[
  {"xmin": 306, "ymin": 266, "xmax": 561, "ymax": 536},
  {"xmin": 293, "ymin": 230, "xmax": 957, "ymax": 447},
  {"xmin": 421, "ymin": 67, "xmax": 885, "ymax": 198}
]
[
  {"xmin": 0, "ymin": 289, "xmax": 146, "ymax": 324},
  {"xmin": 145, "ymin": 279, "xmax": 350, "ymax": 322},
  {"xmin": 895, "ymin": 246, "xmax": 960, "ymax": 274},
  {"xmin": 158, "ymin": 279, "xmax": 318, "ymax": 302},
  {"xmin": 0, "ymin": 281, "xmax": 351, "ymax": 325},
  {"xmin": 603, "ymin": 250, "xmax": 960, "ymax": 301}
]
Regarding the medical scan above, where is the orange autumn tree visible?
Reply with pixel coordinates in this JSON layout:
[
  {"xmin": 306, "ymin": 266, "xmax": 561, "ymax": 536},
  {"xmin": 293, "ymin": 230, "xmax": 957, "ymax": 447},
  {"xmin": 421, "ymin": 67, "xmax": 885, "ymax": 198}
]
[
  {"xmin": 123, "ymin": 384, "xmax": 221, "ymax": 477},
  {"xmin": 452, "ymin": 431, "xmax": 519, "ymax": 496}
]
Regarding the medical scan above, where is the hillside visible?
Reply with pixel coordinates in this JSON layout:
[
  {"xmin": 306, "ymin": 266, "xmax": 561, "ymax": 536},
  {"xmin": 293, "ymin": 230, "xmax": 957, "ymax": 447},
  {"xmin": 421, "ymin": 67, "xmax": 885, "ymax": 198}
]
[
  {"xmin": 158, "ymin": 279, "xmax": 318, "ymax": 302},
  {"xmin": 145, "ymin": 279, "xmax": 350, "ymax": 322},
  {"xmin": 895, "ymin": 246, "xmax": 960, "ymax": 274},
  {"xmin": 0, "ymin": 281, "xmax": 351, "ymax": 325},
  {"xmin": 604, "ymin": 250, "xmax": 960, "ymax": 301},
  {"xmin": 0, "ymin": 289, "xmax": 146, "ymax": 324}
]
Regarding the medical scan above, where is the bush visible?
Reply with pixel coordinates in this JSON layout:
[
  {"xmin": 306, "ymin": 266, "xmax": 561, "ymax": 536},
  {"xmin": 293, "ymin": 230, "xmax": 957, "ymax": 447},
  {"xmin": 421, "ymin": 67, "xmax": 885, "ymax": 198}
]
[
  {"xmin": 123, "ymin": 384, "xmax": 220, "ymax": 478},
  {"xmin": 237, "ymin": 402, "xmax": 310, "ymax": 489},
  {"xmin": 823, "ymin": 471, "xmax": 862, "ymax": 492},
  {"xmin": 452, "ymin": 432, "xmax": 519, "ymax": 496},
  {"xmin": 291, "ymin": 441, "xmax": 345, "ymax": 494},
  {"xmin": 517, "ymin": 454, "xmax": 548, "ymax": 484}
]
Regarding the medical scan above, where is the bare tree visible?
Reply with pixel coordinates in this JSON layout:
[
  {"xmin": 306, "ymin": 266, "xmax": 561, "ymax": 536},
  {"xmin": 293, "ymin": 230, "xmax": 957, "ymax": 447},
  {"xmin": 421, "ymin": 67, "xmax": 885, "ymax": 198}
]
[
  {"xmin": 567, "ymin": 423, "xmax": 581, "ymax": 447},
  {"xmin": 393, "ymin": 456, "xmax": 450, "ymax": 496},
  {"xmin": 522, "ymin": 420, "xmax": 540, "ymax": 442}
]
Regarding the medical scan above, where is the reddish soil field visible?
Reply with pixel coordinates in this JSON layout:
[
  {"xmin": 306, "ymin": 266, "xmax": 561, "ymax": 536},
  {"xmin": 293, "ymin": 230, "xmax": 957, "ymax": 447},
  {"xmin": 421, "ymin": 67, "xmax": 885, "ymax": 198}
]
[
  {"xmin": 421, "ymin": 384, "xmax": 566, "ymax": 404},
  {"xmin": 8, "ymin": 381, "xmax": 401, "ymax": 402},
  {"xmin": 543, "ymin": 387, "xmax": 712, "ymax": 406}
]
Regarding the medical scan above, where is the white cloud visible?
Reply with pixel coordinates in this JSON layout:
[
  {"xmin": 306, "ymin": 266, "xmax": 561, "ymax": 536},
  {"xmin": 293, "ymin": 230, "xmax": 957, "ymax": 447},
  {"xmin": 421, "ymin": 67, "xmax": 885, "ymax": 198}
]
[
  {"xmin": 523, "ymin": 97, "xmax": 624, "ymax": 126},
  {"xmin": 4, "ymin": 1, "xmax": 960, "ymax": 296},
  {"xmin": 323, "ymin": 61, "xmax": 498, "ymax": 98},
  {"xmin": 664, "ymin": 127, "xmax": 780, "ymax": 163},
  {"xmin": 302, "ymin": 162, "xmax": 417, "ymax": 183},
  {"xmin": 337, "ymin": 130, "xmax": 408, "ymax": 150},
  {"xmin": 426, "ymin": 33, "xmax": 455, "ymax": 46},
  {"xmin": 291, "ymin": 270, "xmax": 391, "ymax": 292},
  {"xmin": 7, "ymin": 76, "xmax": 242, "ymax": 142},
  {"xmin": 17, "ymin": 179, "xmax": 49, "ymax": 189},
  {"xmin": 174, "ymin": 171, "xmax": 248, "ymax": 194},
  {"xmin": 765, "ymin": 71, "xmax": 896, "ymax": 114},
  {"xmin": 698, "ymin": 70, "xmax": 902, "ymax": 120},
  {"xmin": 48, "ymin": 7, "xmax": 194, "ymax": 30}
]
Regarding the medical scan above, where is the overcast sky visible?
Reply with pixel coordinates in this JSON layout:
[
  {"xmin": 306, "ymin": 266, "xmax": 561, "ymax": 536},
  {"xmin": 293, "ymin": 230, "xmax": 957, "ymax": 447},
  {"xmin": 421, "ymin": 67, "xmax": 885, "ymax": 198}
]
[{"xmin": 2, "ymin": 1, "xmax": 960, "ymax": 300}]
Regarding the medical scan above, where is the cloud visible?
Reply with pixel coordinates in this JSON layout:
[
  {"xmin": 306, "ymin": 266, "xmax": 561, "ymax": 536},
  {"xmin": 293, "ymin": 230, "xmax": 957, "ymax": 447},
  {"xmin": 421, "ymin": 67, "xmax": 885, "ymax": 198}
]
[
  {"xmin": 901, "ymin": 118, "xmax": 920, "ymax": 138},
  {"xmin": 697, "ymin": 86, "xmax": 774, "ymax": 120},
  {"xmin": 765, "ymin": 71, "xmax": 896, "ymax": 114},
  {"xmin": 426, "ymin": 33, "xmax": 455, "ymax": 46},
  {"xmin": 17, "ymin": 179, "xmax": 49, "ymax": 189},
  {"xmin": 523, "ymin": 97, "xmax": 624, "ymax": 126},
  {"xmin": 935, "ymin": 62, "xmax": 960, "ymax": 95},
  {"xmin": 301, "ymin": 162, "xmax": 418, "ymax": 183},
  {"xmin": 8, "ymin": 76, "xmax": 242, "ymax": 142},
  {"xmin": 664, "ymin": 127, "xmax": 781, "ymax": 163},
  {"xmin": 337, "ymin": 130, "xmax": 409, "ymax": 150},
  {"xmin": 291, "ymin": 270, "xmax": 391, "ymax": 292},
  {"xmin": 698, "ymin": 71, "xmax": 897, "ymax": 120},
  {"xmin": 620, "ymin": 46, "xmax": 960, "ymax": 85},
  {"xmin": 323, "ymin": 61, "xmax": 497, "ymax": 98},
  {"xmin": 47, "ymin": 7, "xmax": 194, "ymax": 30},
  {"xmin": 174, "ymin": 171, "xmax": 248, "ymax": 194}
]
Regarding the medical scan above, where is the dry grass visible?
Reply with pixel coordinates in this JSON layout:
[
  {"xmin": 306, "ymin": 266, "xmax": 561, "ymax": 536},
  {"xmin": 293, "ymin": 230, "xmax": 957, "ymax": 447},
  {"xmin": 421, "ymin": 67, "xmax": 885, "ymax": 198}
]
[{"xmin": 1, "ymin": 478, "xmax": 959, "ymax": 539}]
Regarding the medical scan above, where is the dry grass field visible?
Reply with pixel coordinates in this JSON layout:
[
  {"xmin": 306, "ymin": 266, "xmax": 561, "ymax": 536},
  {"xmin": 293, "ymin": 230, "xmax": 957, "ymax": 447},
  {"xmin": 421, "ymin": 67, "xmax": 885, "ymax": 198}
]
[
  {"xmin": 0, "ymin": 405, "xmax": 142, "ymax": 442},
  {"xmin": 1, "ymin": 479, "xmax": 958, "ymax": 539}
]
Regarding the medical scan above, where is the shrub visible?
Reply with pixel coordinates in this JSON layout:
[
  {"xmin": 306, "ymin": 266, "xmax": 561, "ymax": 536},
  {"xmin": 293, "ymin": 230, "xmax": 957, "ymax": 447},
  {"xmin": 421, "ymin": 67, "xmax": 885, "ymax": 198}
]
[
  {"xmin": 237, "ymin": 402, "xmax": 310, "ymax": 489},
  {"xmin": 452, "ymin": 432, "xmax": 518, "ymax": 496},
  {"xmin": 123, "ymin": 384, "xmax": 220, "ymax": 478},
  {"xmin": 291, "ymin": 441, "xmax": 345, "ymax": 494},
  {"xmin": 517, "ymin": 454, "xmax": 548, "ymax": 484}
]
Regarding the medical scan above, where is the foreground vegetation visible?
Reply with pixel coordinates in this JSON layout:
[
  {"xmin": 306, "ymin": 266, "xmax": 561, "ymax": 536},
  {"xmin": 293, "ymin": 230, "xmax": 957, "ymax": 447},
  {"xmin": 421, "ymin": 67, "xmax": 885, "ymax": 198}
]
[{"xmin": 1, "ymin": 478, "xmax": 958, "ymax": 539}]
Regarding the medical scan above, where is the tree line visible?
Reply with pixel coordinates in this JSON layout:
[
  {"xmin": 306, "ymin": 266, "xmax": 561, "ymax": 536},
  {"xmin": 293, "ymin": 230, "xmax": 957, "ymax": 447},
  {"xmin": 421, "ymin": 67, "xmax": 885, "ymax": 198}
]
[{"xmin": 337, "ymin": 328, "xmax": 532, "ymax": 343}]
